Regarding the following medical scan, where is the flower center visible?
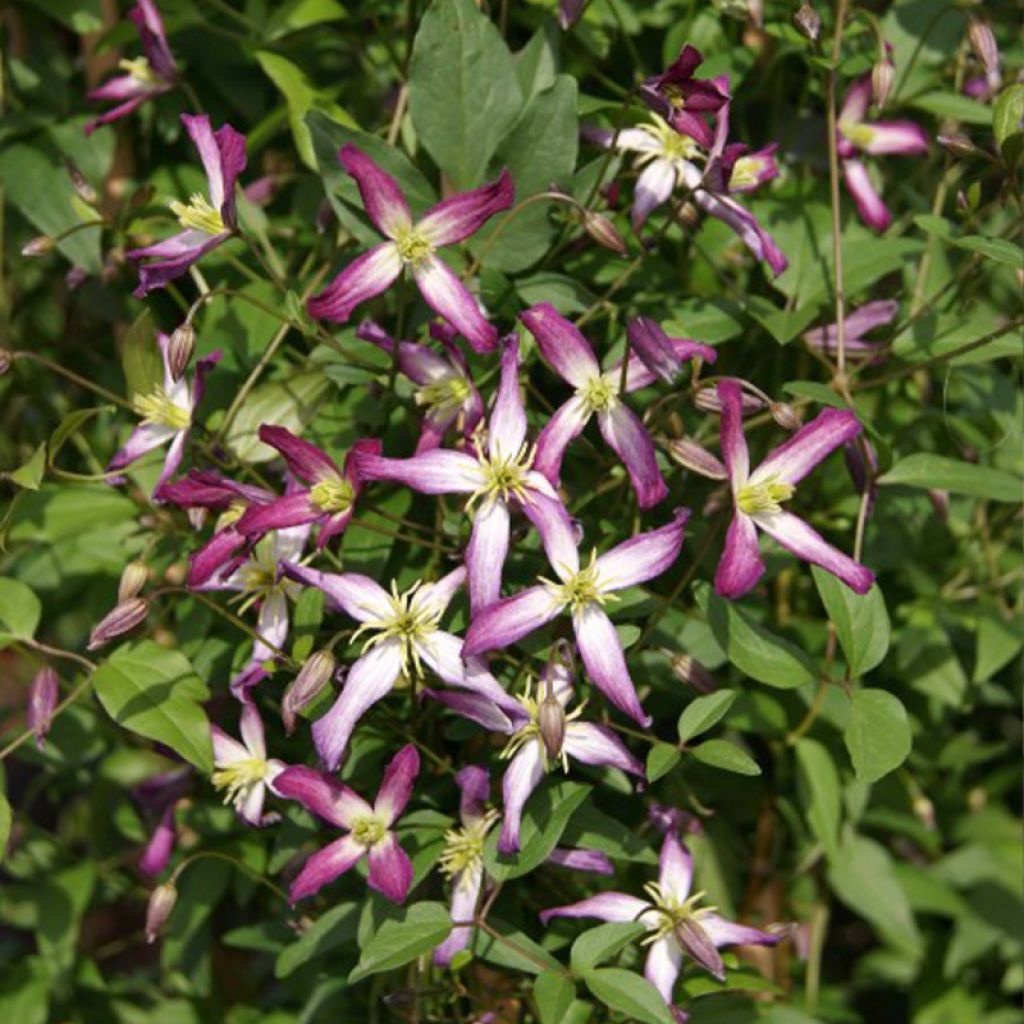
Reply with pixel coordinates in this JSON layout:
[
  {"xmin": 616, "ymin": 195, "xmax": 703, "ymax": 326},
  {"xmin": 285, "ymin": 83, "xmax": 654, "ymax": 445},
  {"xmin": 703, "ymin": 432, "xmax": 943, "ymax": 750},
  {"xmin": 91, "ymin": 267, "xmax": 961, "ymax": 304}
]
[
  {"xmin": 416, "ymin": 375, "xmax": 471, "ymax": 416},
  {"xmin": 351, "ymin": 580, "xmax": 442, "ymax": 677},
  {"xmin": 119, "ymin": 56, "xmax": 160, "ymax": 85},
  {"xmin": 580, "ymin": 375, "xmax": 618, "ymax": 415},
  {"xmin": 217, "ymin": 500, "xmax": 248, "ymax": 530},
  {"xmin": 351, "ymin": 814, "xmax": 388, "ymax": 848},
  {"xmin": 500, "ymin": 679, "xmax": 586, "ymax": 771},
  {"xmin": 736, "ymin": 475, "xmax": 795, "ymax": 515},
  {"xmin": 170, "ymin": 193, "xmax": 226, "ymax": 235},
  {"xmin": 133, "ymin": 387, "xmax": 191, "ymax": 430},
  {"xmin": 212, "ymin": 757, "xmax": 268, "ymax": 806},
  {"xmin": 471, "ymin": 440, "xmax": 535, "ymax": 508},
  {"xmin": 310, "ymin": 476, "xmax": 354, "ymax": 514},
  {"xmin": 438, "ymin": 810, "xmax": 499, "ymax": 880},
  {"xmin": 543, "ymin": 551, "xmax": 616, "ymax": 613},
  {"xmin": 729, "ymin": 156, "xmax": 764, "ymax": 190},
  {"xmin": 394, "ymin": 229, "xmax": 434, "ymax": 267},
  {"xmin": 839, "ymin": 120, "xmax": 876, "ymax": 150},
  {"xmin": 642, "ymin": 881, "xmax": 716, "ymax": 940}
]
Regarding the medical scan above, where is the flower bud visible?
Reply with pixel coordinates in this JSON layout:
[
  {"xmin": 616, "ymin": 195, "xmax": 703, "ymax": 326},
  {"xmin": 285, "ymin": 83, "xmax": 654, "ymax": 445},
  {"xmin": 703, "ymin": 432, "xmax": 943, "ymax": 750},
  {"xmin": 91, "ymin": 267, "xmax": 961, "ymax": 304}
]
[
  {"xmin": 582, "ymin": 211, "xmax": 629, "ymax": 256},
  {"xmin": 167, "ymin": 323, "xmax": 195, "ymax": 381},
  {"xmin": 558, "ymin": 0, "xmax": 584, "ymax": 29},
  {"xmin": 88, "ymin": 597, "xmax": 149, "ymax": 650},
  {"xmin": 118, "ymin": 561, "xmax": 148, "ymax": 603},
  {"xmin": 770, "ymin": 401, "xmax": 803, "ymax": 431},
  {"xmin": 0, "ymin": 349, "xmax": 12, "ymax": 377},
  {"xmin": 21, "ymin": 236, "xmax": 54, "ymax": 257},
  {"xmin": 282, "ymin": 650, "xmax": 336, "ymax": 735},
  {"xmin": 668, "ymin": 654, "xmax": 716, "ymax": 694},
  {"xmin": 145, "ymin": 882, "xmax": 178, "ymax": 944},
  {"xmin": 27, "ymin": 666, "xmax": 59, "ymax": 750},
  {"xmin": 967, "ymin": 18, "xmax": 999, "ymax": 77},
  {"xmin": 537, "ymin": 694, "xmax": 567, "ymax": 762},
  {"xmin": 871, "ymin": 57, "xmax": 895, "ymax": 110},
  {"xmin": 65, "ymin": 160, "xmax": 99, "ymax": 207},
  {"xmin": 938, "ymin": 133, "xmax": 979, "ymax": 159},
  {"xmin": 667, "ymin": 438, "xmax": 727, "ymax": 480},
  {"xmin": 793, "ymin": 2, "xmax": 820, "ymax": 43}
]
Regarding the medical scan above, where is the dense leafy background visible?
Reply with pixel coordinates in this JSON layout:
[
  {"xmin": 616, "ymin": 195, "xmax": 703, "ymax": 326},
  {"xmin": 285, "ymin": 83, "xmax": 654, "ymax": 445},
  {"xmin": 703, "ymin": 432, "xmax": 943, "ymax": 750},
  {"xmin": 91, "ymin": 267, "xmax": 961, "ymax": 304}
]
[{"xmin": 0, "ymin": 2, "xmax": 1021, "ymax": 1024}]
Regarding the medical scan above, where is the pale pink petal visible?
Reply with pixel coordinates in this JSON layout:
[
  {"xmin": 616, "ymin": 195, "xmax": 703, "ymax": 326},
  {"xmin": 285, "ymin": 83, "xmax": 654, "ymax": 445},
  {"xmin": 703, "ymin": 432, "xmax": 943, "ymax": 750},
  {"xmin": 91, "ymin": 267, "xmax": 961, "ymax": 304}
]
[
  {"xmin": 306, "ymin": 242, "xmax": 403, "ymax": 323},
  {"xmin": 487, "ymin": 333, "xmax": 527, "ymax": 461},
  {"xmin": 238, "ymin": 701, "xmax": 266, "ymax": 759},
  {"xmin": 415, "ymin": 631, "xmax": 523, "ymax": 719},
  {"xmin": 456, "ymin": 765, "xmax": 491, "ymax": 825},
  {"xmin": 417, "ymin": 169, "xmax": 515, "ymax": 247},
  {"xmin": 281, "ymin": 562, "xmax": 393, "ymax": 623},
  {"xmin": 211, "ymin": 726, "xmax": 248, "ymax": 766},
  {"xmin": 658, "ymin": 833, "xmax": 694, "ymax": 903},
  {"xmin": 597, "ymin": 404, "xmax": 669, "ymax": 509},
  {"xmin": 519, "ymin": 489, "xmax": 580, "ymax": 581},
  {"xmin": 700, "ymin": 913, "xmax": 780, "ymax": 949},
  {"xmin": 614, "ymin": 128, "xmax": 664, "ymax": 154},
  {"xmin": 839, "ymin": 76, "xmax": 872, "ymax": 124},
  {"xmin": 182, "ymin": 114, "xmax": 225, "ymax": 208},
  {"xmin": 539, "ymin": 891, "xmax": 651, "ymax": 926},
  {"xmin": 753, "ymin": 407, "xmax": 863, "ymax": 487},
  {"xmin": 632, "ymin": 157, "xmax": 677, "ymax": 230},
  {"xmin": 462, "ymin": 586, "xmax": 563, "ymax": 657},
  {"xmin": 413, "ymin": 256, "xmax": 497, "ymax": 353},
  {"xmin": 714, "ymin": 512, "xmax": 765, "ymax": 599},
  {"xmin": 564, "ymin": 722, "xmax": 643, "ymax": 776},
  {"xmin": 694, "ymin": 190, "xmax": 787, "ymax": 276},
  {"xmin": 519, "ymin": 303, "xmax": 601, "ymax": 388},
  {"xmin": 645, "ymin": 934, "xmax": 683, "ymax": 1004},
  {"xmin": 842, "ymin": 159, "xmax": 891, "ymax": 232},
  {"xmin": 546, "ymin": 848, "xmax": 614, "ymax": 874},
  {"xmin": 856, "ymin": 120, "xmax": 929, "ymax": 156},
  {"xmin": 357, "ymin": 448, "xmax": 481, "ymax": 495},
  {"xmin": 423, "ymin": 687, "xmax": 518, "ymax": 733},
  {"xmin": 716, "ymin": 379, "xmax": 750, "ymax": 490},
  {"xmin": 497, "ymin": 741, "xmax": 546, "ymax": 854},
  {"xmin": 107, "ymin": 422, "xmax": 175, "ymax": 472},
  {"xmin": 273, "ymin": 765, "xmax": 372, "ymax": 829},
  {"xmin": 595, "ymin": 508, "xmax": 689, "ymax": 592},
  {"xmin": 414, "ymin": 565, "xmax": 468, "ymax": 620},
  {"xmin": 153, "ymin": 429, "xmax": 187, "ymax": 497},
  {"xmin": 572, "ymin": 604, "xmax": 651, "ymax": 726},
  {"xmin": 337, "ymin": 144, "xmax": 412, "ymax": 239},
  {"xmin": 466, "ymin": 498, "xmax": 511, "ymax": 614},
  {"xmin": 138, "ymin": 806, "xmax": 175, "ymax": 877},
  {"xmin": 435, "ymin": 863, "xmax": 483, "ymax": 965},
  {"xmin": 374, "ymin": 744, "xmax": 420, "ymax": 826},
  {"xmin": 253, "ymin": 589, "xmax": 288, "ymax": 663},
  {"xmin": 289, "ymin": 833, "xmax": 365, "ymax": 903},
  {"xmin": 533, "ymin": 395, "xmax": 592, "ymax": 485}
]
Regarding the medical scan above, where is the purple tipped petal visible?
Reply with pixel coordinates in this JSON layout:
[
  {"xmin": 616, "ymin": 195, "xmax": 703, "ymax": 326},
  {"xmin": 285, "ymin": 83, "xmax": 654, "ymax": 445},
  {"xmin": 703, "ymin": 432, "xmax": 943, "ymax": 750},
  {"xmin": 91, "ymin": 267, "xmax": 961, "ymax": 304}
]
[
  {"xmin": 658, "ymin": 833, "xmax": 694, "ymax": 903},
  {"xmin": 133, "ymin": 0, "xmax": 176, "ymax": 79},
  {"xmin": 675, "ymin": 917, "xmax": 725, "ymax": 980},
  {"xmin": 645, "ymin": 934, "xmax": 684, "ymax": 1004},
  {"xmin": 435, "ymin": 865, "xmax": 483, "ymax": 965},
  {"xmin": 257, "ymin": 425, "xmax": 341, "ymax": 483},
  {"xmin": 462, "ymin": 586, "xmax": 563, "ymax": 657},
  {"xmin": 520, "ymin": 304, "xmax": 601, "ymax": 388},
  {"xmin": 597, "ymin": 404, "xmax": 669, "ymax": 509},
  {"xmin": 488, "ymin": 333, "xmax": 527, "ymax": 461},
  {"xmin": 211, "ymin": 123, "xmax": 247, "ymax": 228},
  {"xmin": 632, "ymin": 158, "xmax": 678, "ymax": 231},
  {"xmin": 497, "ymin": 741, "xmax": 546, "ymax": 854},
  {"xmin": 466, "ymin": 499, "xmax": 511, "ymax": 614},
  {"xmin": 842, "ymin": 159, "xmax": 891, "ymax": 232},
  {"xmin": 840, "ymin": 76, "xmax": 872, "ymax": 124},
  {"xmin": 572, "ymin": 604, "xmax": 651, "ymax": 726},
  {"xmin": 519, "ymin": 488, "xmax": 580, "ymax": 580},
  {"xmin": 533, "ymin": 395, "xmax": 592, "ymax": 485},
  {"xmin": 234, "ymin": 492, "xmax": 321, "ymax": 536},
  {"xmin": 753, "ymin": 511, "xmax": 874, "ymax": 595},
  {"xmin": 715, "ymin": 512, "xmax": 765, "ymax": 599},
  {"xmin": 626, "ymin": 317, "xmax": 686, "ymax": 384},
  {"xmin": 367, "ymin": 833, "xmax": 415, "ymax": 903},
  {"xmin": 182, "ymin": 114, "xmax": 226, "ymax": 208},
  {"xmin": 694, "ymin": 191, "xmax": 787, "ymax": 276},
  {"xmin": 717, "ymin": 379, "xmax": 750, "ymax": 489},
  {"xmin": 417, "ymin": 170, "xmax": 515, "ymax": 247},
  {"xmin": 108, "ymin": 422, "xmax": 175, "ymax": 472},
  {"xmin": 854, "ymin": 120, "xmax": 930, "ymax": 157},
  {"xmin": 357, "ymin": 449, "xmax": 481, "ymax": 494},
  {"xmin": 564, "ymin": 722, "xmax": 644, "ymax": 776},
  {"xmin": 595, "ymin": 508, "xmax": 689, "ymax": 592},
  {"xmin": 138, "ymin": 806, "xmax": 175, "ymax": 877},
  {"xmin": 423, "ymin": 687, "xmax": 518, "ymax": 733},
  {"xmin": 273, "ymin": 764, "xmax": 372, "ymax": 829},
  {"xmin": 700, "ymin": 913, "xmax": 780, "ymax": 949},
  {"xmin": 414, "ymin": 256, "xmax": 498, "ymax": 353},
  {"xmin": 129, "ymin": 232, "xmax": 228, "ymax": 297},
  {"xmin": 290, "ymin": 834, "xmax": 365, "ymax": 903},
  {"xmin": 374, "ymin": 744, "xmax": 420, "ymax": 826},
  {"xmin": 281, "ymin": 562, "xmax": 392, "ymax": 623},
  {"xmin": 754, "ymin": 407, "xmax": 863, "ymax": 486},
  {"xmin": 539, "ymin": 891, "xmax": 651, "ymax": 926},
  {"xmin": 307, "ymin": 242, "xmax": 403, "ymax": 323},
  {"xmin": 455, "ymin": 766, "xmax": 491, "ymax": 826},
  {"xmin": 337, "ymin": 144, "xmax": 412, "ymax": 239},
  {"xmin": 153, "ymin": 431, "xmax": 188, "ymax": 498},
  {"xmin": 546, "ymin": 847, "xmax": 615, "ymax": 874}
]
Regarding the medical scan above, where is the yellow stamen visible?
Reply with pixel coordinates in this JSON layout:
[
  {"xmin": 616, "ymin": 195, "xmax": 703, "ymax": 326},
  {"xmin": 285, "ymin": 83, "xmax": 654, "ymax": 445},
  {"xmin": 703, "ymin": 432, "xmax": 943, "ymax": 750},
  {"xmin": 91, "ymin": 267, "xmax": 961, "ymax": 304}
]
[
  {"xmin": 394, "ymin": 229, "xmax": 434, "ymax": 267},
  {"xmin": 736, "ymin": 475, "xmax": 795, "ymax": 516},
  {"xmin": 170, "ymin": 193, "xmax": 225, "ymax": 235},
  {"xmin": 541, "ymin": 550, "xmax": 618, "ymax": 614},
  {"xmin": 416, "ymin": 375, "xmax": 471, "ymax": 416},
  {"xmin": 119, "ymin": 56, "xmax": 159, "ymax": 85},
  {"xmin": 641, "ymin": 881, "xmax": 718, "ymax": 941},
  {"xmin": 350, "ymin": 580, "xmax": 441, "ymax": 678},
  {"xmin": 468, "ymin": 436, "xmax": 536, "ymax": 509},
  {"xmin": 840, "ymin": 120, "xmax": 876, "ymax": 150},
  {"xmin": 498, "ymin": 678, "xmax": 587, "ymax": 773},
  {"xmin": 580, "ymin": 375, "xmax": 618, "ymax": 415},
  {"xmin": 351, "ymin": 814, "xmax": 388, "ymax": 847},
  {"xmin": 729, "ymin": 156, "xmax": 764, "ymax": 190},
  {"xmin": 212, "ymin": 757, "xmax": 268, "ymax": 806},
  {"xmin": 438, "ymin": 809, "xmax": 499, "ymax": 880},
  {"xmin": 133, "ymin": 388, "xmax": 191, "ymax": 430},
  {"xmin": 310, "ymin": 476, "xmax": 354, "ymax": 514}
]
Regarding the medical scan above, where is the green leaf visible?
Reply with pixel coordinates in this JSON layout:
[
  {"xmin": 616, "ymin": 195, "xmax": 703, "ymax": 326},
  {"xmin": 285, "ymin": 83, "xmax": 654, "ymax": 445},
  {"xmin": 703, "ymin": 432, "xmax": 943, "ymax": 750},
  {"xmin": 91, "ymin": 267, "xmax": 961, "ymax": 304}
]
[
  {"xmin": 226, "ymin": 372, "xmax": 331, "ymax": 463},
  {"xmin": 534, "ymin": 971, "xmax": 575, "ymax": 1024},
  {"xmin": 973, "ymin": 607, "xmax": 1023, "ymax": 682},
  {"xmin": 993, "ymin": 83, "xmax": 1024, "ymax": 154},
  {"xmin": 7, "ymin": 444, "xmax": 46, "ymax": 490},
  {"xmin": 910, "ymin": 91, "xmax": 993, "ymax": 126},
  {"xmin": 93, "ymin": 642, "xmax": 213, "ymax": 773},
  {"xmin": 696, "ymin": 582, "xmax": 816, "ymax": 689},
  {"xmin": 484, "ymin": 780, "xmax": 590, "ymax": 880},
  {"xmin": 812, "ymin": 568, "xmax": 890, "ymax": 677},
  {"xmin": 677, "ymin": 690, "xmax": 738, "ymax": 744},
  {"xmin": 583, "ymin": 968, "xmax": 674, "ymax": 1024},
  {"xmin": 264, "ymin": 0, "xmax": 346, "ymax": 38},
  {"xmin": 121, "ymin": 309, "xmax": 163, "ymax": 400},
  {"xmin": 782, "ymin": 381, "xmax": 850, "ymax": 410},
  {"xmin": 349, "ymin": 902, "xmax": 452, "ymax": 982},
  {"xmin": 276, "ymin": 902, "xmax": 359, "ymax": 978},
  {"xmin": 408, "ymin": 0, "xmax": 524, "ymax": 189},
  {"xmin": 795, "ymin": 738, "xmax": 841, "ymax": 862},
  {"xmin": 470, "ymin": 916, "xmax": 561, "ymax": 975},
  {"xmin": 37, "ymin": 860, "xmax": 97, "ymax": 979},
  {"xmin": 844, "ymin": 689, "xmax": 912, "ymax": 782},
  {"xmin": 664, "ymin": 298, "xmax": 745, "ymax": 344},
  {"xmin": 0, "ymin": 578, "xmax": 42, "ymax": 650},
  {"xmin": 570, "ymin": 922, "xmax": 645, "ymax": 972},
  {"xmin": 948, "ymin": 235, "xmax": 1023, "ymax": 268},
  {"xmin": 879, "ymin": 453, "xmax": 1019, "ymax": 502},
  {"xmin": 0, "ymin": 767, "xmax": 11, "ymax": 865},
  {"xmin": 48, "ymin": 407, "xmax": 110, "ymax": 465},
  {"xmin": 646, "ymin": 742, "xmax": 681, "ymax": 782},
  {"xmin": 690, "ymin": 738, "xmax": 761, "ymax": 776},
  {"xmin": 515, "ymin": 23, "xmax": 559, "ymax": 105}
]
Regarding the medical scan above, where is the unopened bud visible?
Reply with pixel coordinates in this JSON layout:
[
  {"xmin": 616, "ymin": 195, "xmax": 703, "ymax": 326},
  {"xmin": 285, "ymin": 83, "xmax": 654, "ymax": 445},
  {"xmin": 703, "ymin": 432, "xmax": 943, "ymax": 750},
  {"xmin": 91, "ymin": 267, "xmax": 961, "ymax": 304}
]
[
  {"xmin": 967, "ymin": 18, "xmax": 999, "ymax": 77},
  {"xmin": 871, "ymin": 57, "xmax": 895, "ymax": 110},
  {"xmin": 928, "ymin": 488, "xmax": 949, "ymax": 523},
  {"xmin": 315, "ymin": 198, "xmax": 335, "ymax": 235},
  {"xmin": 668, "ymin": 654, "xmax": 716, "ymax": 694},
  {"xmin": 65, "ymin": 160, "xmax": 99, "ymax": 207},
  {"xmin": 0, "ymin": 349, "xmax": 12, "ymax": 376},
  {"xmin": 770, "ymin": 401, "xmax": 803, "ymax": 431},
  {"xmin": 145, "ymin": 882, "xmax": 178, "ymax": 943},
  {"xmin": 676, "ymin": 202, "xmax": 700, "ymax": 230},
  {"xmin": 667, "ymin": 438, "xmax": 727, "ymax": 480},
  {"xmin": 912, "ymin": 795, "xmax": 936, "ymax": 830},
  {"xmin": 88, "ymin": 597, "xmax": 149, "ymax": 650},
  {"xmin": 27, "ymin": 666, "xmax": 59, "ymax": 750},
  {"xmin": 282, "ymin": 650, "xmax": 336, "ymax": 735},
  {"xmin": 537, "ymin": 694, "xmax": 567, "ymax": 762},
  {"xmin": 21, "ymin": 236, "xmax": 54, "ymax": 257},
  {"xmin": 938, "ymin": 133, "xmax": 978, "ymax": 159},
  {"xmin": 167, "ymin": 323, "xmax": 196, "ymax": 381},
  {"xmin": 793, "ymin": 2, "xmax": 820, "ymax": 43},
  {"xmin": 118, "ymin": 561, "xmax": 148, "ymax": 603},
  {"xmin": 558, "ymin": 0, "xmax": 584, "ymax": 29},
  {"xmin": 694, "ymin": 386, "xmax": 765, "ymax": 415},
  {"xmin": 582, "ymin": 211, "xmax": 629, "ymax": 256}
]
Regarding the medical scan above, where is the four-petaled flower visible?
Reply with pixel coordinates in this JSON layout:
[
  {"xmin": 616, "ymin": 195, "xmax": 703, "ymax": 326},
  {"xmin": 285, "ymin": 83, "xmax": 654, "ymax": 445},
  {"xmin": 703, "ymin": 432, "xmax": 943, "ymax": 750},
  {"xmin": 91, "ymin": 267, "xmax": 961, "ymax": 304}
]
[
  {"xmin": 640, "ymin": 45, "xmax": 729, "ymax": 149},
  {"xmin": 307, "ymin": 145, "xmax": 513, "ymax": 353},
  {"xmin": 274, "ymin": 744, "xmax": 420, "ymax": 904},
  {"xmin": 211, "ymin": 703, "xmax": 284, "ymax": 827},
  {"xmin": 540, "ymin": 833, "xmax": 778, "ymax": 1021}
]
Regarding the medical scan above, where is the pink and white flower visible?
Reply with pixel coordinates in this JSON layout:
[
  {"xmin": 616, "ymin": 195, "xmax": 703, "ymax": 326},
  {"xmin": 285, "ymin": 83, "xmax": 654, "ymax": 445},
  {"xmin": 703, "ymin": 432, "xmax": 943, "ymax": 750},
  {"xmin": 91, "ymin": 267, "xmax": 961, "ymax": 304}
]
[
  {"xmin": 275, "ymin": 744, "xmax": 419, "ymax": 904},
  {"xmin": 802, "ymin": 299, "xmax": 898, "ymax": 364},
  {"xmin": 640, "ymin": 45, "xmax": 729, "ymax": 150},
  {"xmin": 211, "ymin": 703, "xmax": 284, "ymax": 827},
  {"xmin": 307, "ymin": 145, "xmax": 513, "ymax": 353}
]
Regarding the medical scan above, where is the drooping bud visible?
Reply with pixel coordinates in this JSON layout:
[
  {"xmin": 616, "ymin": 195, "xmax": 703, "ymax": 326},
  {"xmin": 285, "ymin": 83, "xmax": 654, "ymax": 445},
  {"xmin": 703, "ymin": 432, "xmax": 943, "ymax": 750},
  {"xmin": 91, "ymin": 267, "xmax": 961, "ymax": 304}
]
[
  {"xmin": 537, "ymin": 693, "xmax": 567, "ymax": 762},
  {"xmin": 938, "ymin": 133, "xmax": 979, "ymax": 159},
  {"xmin": 145, "ymin": 882, "xmax": 178, "ymax": 944},
  {"xmin": 558, "ymin": 0, "xmax": 584, "ymax": 29},
  {"xmin": 167, "ymin": 323, "xmax": 196, "ymax": 381},
  {"xmin": 27, "ymin": 666, "xmax": 59, "ymax": 750},
  {"xmin": 674, "ymin": 917, "xmax": 726, "ymax": 980},
  {"xmin": 582, "ymin": 211, "xmax": 629, "ymax": 256},
  {"xmin": 282, "ymin": 650, "xmax": 337, "ymax": 735},
  {"xmin": 88, "ymin": 597, "xmax": 149, "ymax": 651},
  {"xmin": 871, "ymin": 56, "xmax": 895, "ymax": 110},
  {"xmin": 770, "ymin": 401, "xmax": 803, "ymax": 431},
  {"xmin": 793, "ymin": 2, "xmax": 820, "ymax": 43},
  {"xmin": 668, "ymin": 654, "xmax": 716, "ymax": 694},
  {"xmin": 118, "ymin": 561, "xmax": 148, "ymax": 603},
  {"xmin": 21, "ymin": 236, "xmax": 55, "ymax": 257},
  {"xmin": 65, "ymin": 160, "xmax": 99, "ymax": 207},
  {"xmin": 967, "ymin": 17, "xmax": 999, "ymax": 77},
  {"xmin": 694, "ymin": 385, "xmax": 766, "ymax": 415},
  {"xmin": 666, "ymin": 438, "xmax": 727, "ymax": 481}
]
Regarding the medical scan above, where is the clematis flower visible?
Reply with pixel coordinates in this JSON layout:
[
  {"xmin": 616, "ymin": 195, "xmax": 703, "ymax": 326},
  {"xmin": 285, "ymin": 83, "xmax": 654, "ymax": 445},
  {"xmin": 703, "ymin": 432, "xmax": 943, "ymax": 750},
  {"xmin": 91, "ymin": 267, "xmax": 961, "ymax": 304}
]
[
  {"xmin": 235, "ymin": 427, "xmax": 379, "ymax": 549},
  {"xmin": 640, "ymin": 45, "xmax": 729, "ymax": 149},
  {"xmin": 85, "ymin": 0, "xmax": 177, "ymax": 136},
  {"xmin": 127, "ymin": 113, "xmax": 246, "ymax": 296},
  {"xmin": 307, "ymin": 144, "xmax": 514, "ymax": 353},
  {"xmin": 211, "ymin": 703, "xmax": 284, "ymax": 827},
  {"xmin": 27, "ymin": 666, "xmax": 58, "ymax": 751},
  {"xmin": 107, "ymin": 333, "xmax": 220, "ymax": 499},
  {"xmin": 274, "ymin": 744, "xmax": 419, "ymax": 904},
  {"xmin": 802, "ymin": 299, "xmax": 898, "ymax": 364},
  {"xmin": 626, "ymin": 316, "xmax": 716, "ymax": 385},
  {"xmin": 463, "ymin": 506, "xmax": 690, "ymax": 727},
  {"xmin": 281, "ymin": 563, "xmax": 521, "ymax": 771},
  {"xmin": 356, "ymin": 320, "xmax": 483, "ymax": 453},
  {"xmin": 540, "ymin": 833, "xmax": 778, "ymax": 1020},
  {"xmin": 713, "ymin": 380, "xmax": 875, "ymax": 598},
  {"xmin": 837, "ymin": 76, "xmax": 929, "ymax": 231},
  {"xmin": 357, "ymin": 333, "xmax": 575, "ymax": 613},
  {"xmin": 523, "ymin": 304, "xmax": 708, "ymax": 507}
]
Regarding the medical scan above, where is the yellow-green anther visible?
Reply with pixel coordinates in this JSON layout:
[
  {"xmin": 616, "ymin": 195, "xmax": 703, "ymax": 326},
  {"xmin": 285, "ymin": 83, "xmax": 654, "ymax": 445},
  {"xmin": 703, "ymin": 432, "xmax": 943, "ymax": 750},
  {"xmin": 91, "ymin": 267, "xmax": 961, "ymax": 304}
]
[
  {"xmin": 736, "ymin": 476, "xmax": 795, "ymax": 516},
  {"xmin": 310, "ymin": 477, "xmax": 354, "ymax": 514},
  {"xmin": 170, "ymin": 193, "xmax": 225, "ymax": 235},
  {"xmin": 394, "ymin": 229, "xmax": 434, "ymax": 266},
  {"xmin": 133, "ymin": 388, "xmax": 191, "ymax": 429}
]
